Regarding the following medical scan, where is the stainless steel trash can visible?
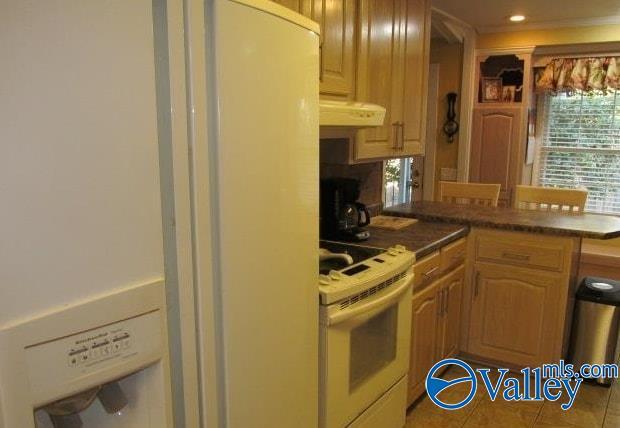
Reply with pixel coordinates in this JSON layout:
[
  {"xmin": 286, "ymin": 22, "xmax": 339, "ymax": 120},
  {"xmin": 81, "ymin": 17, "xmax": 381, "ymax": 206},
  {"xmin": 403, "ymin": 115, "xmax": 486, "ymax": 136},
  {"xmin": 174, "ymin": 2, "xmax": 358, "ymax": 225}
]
[{"xmin": 568, "ymin": 277, "xmax": 620, "ymax": 385}]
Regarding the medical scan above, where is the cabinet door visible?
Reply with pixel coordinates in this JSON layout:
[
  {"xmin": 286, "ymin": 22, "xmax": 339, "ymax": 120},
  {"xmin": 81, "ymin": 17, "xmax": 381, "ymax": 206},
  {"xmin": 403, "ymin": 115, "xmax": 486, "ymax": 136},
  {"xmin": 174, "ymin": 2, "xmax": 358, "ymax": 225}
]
[
  {"xmin": 468, "ymin": 263, "xmax": 562, "ymax": 367},
  {"xmin": 439, "ymin": 265, "xmax": 464, "ymax": 360},
  {"xmin": 399, "ymin": 0, "xmax": 430, "ymax": 156},
  {"xmin": 355, "ymin": 0, "xmax": 401, "ymax": 160},
  {"xmin": 304, "ymin": 0, "xmax": 356, "ymax": 98},
  {"xmin": 408, "ymin": 279, "xmax": 441, "ymax": 405},
  {"xmin": 469, "ymin": 107, "xmax": 523, "ymax": 206}
]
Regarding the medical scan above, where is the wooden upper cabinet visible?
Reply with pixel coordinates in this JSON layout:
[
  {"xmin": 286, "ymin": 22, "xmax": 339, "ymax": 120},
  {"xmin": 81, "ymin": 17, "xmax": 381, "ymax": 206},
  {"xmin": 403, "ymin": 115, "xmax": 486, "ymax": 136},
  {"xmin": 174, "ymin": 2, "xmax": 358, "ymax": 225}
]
[
  {"xmin": 273, "ymin": 0, "xmax": 356, "ymax": 99},
  {"xmin": 307, "ymin": 0, "xmax": 356, "ymax": 98},
  {"xmin": 469, "ymin": 107, "xmax": 523, "ymax": 206},
  {"xmin": 355, "ymin": 0, "xmax": 401, "ymax": 160},
  {"xmin": 400, "ymin": 0, "xmax": 430, "ymax": 155},
  {"xmin": 355, "ymin": 0, "xmax": 430, "ymax": 161}
]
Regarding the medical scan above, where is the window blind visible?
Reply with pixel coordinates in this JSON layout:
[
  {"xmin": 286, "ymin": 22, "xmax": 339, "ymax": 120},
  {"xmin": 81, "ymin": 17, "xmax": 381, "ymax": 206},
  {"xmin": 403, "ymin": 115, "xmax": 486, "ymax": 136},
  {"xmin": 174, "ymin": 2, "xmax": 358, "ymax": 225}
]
[{"xmin": 535, "ymin": 91, "xmax": 620, "ymax": 214}]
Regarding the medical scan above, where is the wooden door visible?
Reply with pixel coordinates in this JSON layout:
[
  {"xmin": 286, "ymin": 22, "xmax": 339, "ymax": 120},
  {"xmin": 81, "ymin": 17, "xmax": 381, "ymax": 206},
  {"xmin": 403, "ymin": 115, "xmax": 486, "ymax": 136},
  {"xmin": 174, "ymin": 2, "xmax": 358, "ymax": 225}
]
[
  {"xmin": 468, "ymin": 263, "xmax": 562, "ymax": 367},
  {"xmin": 408, "ymin": 279, "xmax": 441, "ymax": 405},
  {"xmin": 355, "ymin": 0, "xmax": 401, "ymax": 160},
  {"xmin": 439, "ymin": 265, "xmax": 464, "ymax": 359},
  {"xmin": 469, "ymin": 107, "xmax": 523, "ymax": 206},
  {"xmin": 303, "ymin": 0, "xmax": 356, "ymax": 98},
  {"xmin": 399, "ymin": 0, "xmax": 430, "ymax": 156}
]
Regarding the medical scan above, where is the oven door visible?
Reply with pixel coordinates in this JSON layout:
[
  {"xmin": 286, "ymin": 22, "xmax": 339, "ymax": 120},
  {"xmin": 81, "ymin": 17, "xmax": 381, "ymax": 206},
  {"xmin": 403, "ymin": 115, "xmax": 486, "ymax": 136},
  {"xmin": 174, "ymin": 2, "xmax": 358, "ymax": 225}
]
[{"xmin": 320, "ymin": 271, "xmax": 413, "ymax": 427}]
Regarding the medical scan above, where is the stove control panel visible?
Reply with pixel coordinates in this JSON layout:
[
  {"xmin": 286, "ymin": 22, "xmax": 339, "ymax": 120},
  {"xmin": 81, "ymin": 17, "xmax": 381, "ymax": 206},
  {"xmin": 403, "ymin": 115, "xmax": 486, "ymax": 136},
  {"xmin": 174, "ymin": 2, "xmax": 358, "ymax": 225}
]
[{"xmin": 318, "ymin": 244, "xmax": 414, "ymax": 305}]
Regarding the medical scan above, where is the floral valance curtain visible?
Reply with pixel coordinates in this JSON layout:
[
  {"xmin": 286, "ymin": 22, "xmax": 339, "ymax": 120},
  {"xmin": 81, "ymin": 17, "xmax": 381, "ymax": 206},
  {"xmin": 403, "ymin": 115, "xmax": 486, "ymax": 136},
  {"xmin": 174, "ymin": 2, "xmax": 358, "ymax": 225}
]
[{"xmin": 535, "ymin": 57, "xmax": 620, "ymax": 93}]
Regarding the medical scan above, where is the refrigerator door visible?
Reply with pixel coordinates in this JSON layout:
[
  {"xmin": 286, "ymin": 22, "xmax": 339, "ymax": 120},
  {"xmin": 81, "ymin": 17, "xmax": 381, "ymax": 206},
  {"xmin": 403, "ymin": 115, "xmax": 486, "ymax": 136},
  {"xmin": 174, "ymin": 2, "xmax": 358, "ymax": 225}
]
[
  {"xmin": 0, "ymin": 0, "xmax": 164, "ymax": 335},
  {"xmin": 212, "ymin": 1, "xmax": 319, "ymax": 426}
]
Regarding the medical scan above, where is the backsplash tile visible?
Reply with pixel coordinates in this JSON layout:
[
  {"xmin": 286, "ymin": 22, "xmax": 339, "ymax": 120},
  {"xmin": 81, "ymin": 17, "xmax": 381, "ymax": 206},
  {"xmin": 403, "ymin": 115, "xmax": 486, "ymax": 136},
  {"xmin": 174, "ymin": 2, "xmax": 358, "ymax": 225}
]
[{"xmin": 320, "ymin": 161, "xmax": 384, "ymax": 216}]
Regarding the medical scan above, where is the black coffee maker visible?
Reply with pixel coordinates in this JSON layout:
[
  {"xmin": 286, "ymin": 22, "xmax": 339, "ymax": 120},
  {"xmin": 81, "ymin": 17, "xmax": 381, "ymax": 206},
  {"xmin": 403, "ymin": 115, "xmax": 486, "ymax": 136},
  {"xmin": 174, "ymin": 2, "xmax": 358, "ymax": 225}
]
[{"xmin": 320, "ymin": 178, "xmax": 371, "ymax": 241}]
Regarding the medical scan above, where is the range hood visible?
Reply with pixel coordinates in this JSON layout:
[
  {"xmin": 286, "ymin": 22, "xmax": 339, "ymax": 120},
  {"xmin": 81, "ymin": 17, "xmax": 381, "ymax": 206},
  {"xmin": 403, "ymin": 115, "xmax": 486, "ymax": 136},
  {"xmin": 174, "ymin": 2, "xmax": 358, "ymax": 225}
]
[{"xmin": 319, "ymin": 100, "xmax": 386, "ymax": 128}]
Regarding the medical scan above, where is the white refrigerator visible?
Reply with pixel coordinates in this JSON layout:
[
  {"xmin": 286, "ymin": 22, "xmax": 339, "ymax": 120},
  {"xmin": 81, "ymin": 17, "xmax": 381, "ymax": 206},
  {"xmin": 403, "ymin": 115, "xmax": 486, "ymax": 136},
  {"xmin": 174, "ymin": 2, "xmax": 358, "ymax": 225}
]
[
  {"xmin": 1, "ymin": 0, "xmax": 173, "ymax": 426},
  {"xmin": 207, "ymin": 0, "xmax": 320, "ymax": 426}
]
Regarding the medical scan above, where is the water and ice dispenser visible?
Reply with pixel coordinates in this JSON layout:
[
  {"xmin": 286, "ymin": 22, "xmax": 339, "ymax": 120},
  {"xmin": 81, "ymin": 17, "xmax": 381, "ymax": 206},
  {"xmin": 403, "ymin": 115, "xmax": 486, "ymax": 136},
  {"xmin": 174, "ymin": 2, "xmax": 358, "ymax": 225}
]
[{"xmin": 0, "ymin": 281, "xmax": 172, "ymax": 427}]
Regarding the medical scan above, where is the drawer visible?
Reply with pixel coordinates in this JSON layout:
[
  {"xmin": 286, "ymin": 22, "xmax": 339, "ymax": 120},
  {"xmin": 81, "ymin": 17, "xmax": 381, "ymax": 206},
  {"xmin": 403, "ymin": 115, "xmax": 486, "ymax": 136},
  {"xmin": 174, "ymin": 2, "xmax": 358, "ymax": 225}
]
[
  {"xmin": 475, "ymin": 233, "xmax": 566, "ymax": 272},
  {"xmin": 413, "ymin": 251, "xmax": 440, "ymax": 292},
  {"xmin": 440, "ymin": 238, "xmax": 467, "ymax": 272}
]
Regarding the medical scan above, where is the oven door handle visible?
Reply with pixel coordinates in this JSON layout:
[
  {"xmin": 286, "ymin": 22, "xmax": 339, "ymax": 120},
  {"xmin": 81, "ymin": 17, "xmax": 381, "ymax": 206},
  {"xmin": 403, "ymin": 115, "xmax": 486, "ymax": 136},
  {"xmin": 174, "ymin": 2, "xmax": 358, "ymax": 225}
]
[{"xmin": 328, "ymin": 276, "xmax": 412, "ymax": 326}]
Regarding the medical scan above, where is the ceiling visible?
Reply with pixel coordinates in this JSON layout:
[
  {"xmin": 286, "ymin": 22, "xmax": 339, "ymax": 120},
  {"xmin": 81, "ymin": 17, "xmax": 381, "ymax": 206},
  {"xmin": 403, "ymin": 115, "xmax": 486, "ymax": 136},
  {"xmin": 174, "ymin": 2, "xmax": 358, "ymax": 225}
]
[{"xmin": 431, "ymin": 0, "xmax": 620, "ymax": 33}]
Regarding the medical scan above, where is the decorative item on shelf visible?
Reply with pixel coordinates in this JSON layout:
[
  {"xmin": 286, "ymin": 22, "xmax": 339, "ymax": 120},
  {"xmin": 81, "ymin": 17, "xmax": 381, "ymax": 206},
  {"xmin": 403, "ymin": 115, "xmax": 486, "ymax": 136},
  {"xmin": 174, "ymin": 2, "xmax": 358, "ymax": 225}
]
[
  {"xmin": 502, "ymin": 85, "xmax": 516, "ymax": 102},
  {"xmin": 442, "ymin": 92, "xmax": 459, "ymax": 143},
  {"xmin": 481, "ymin": 77, "xmax": 502, "ymax": 102}
]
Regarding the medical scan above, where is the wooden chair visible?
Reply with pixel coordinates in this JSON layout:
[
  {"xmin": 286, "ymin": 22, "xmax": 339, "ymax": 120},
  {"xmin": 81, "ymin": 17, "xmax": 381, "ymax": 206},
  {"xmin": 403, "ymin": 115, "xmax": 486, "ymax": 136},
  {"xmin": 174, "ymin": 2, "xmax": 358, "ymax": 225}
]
[
  {"xmin": 438, "ymin": 181, "xmax": 501, "ymax": 207},
  {"xmin": 514, "ymin": 185, "xmax": 588, "ymax": 213}
]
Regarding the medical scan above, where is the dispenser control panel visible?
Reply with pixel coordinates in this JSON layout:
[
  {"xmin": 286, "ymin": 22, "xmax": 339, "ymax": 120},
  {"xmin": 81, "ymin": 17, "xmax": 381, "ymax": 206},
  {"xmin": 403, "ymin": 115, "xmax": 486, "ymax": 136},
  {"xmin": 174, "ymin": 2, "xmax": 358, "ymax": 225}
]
[
  {"xmin": 66, "ymin": 328, "xmax": 132, "ymax": 368},
  {"xmin": 25, "ymin": 310, "xmax": 162, "ymax": 403}
]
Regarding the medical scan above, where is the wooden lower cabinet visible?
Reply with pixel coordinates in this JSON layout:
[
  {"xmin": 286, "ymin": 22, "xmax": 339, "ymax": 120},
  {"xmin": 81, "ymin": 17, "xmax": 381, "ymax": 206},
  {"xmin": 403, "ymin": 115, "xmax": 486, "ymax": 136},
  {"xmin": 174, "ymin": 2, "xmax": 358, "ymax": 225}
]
[
  {"xmin": 463, "ymin": 228, "xmax": 576, "ymax": 369},
  {"xmin": 438, "ymin": 266, "xmax": 464, "ymax": 360},
  {"xmin": 467, "ymin": 262, "xmax": 564, "ymax": 368},
  {"xmin": 408, "ymin": 279, "xmax": 440, "ymax": 405},
  {"xmin": 407, "ymin": 264, "xmax": 464, "ymax": 405}
]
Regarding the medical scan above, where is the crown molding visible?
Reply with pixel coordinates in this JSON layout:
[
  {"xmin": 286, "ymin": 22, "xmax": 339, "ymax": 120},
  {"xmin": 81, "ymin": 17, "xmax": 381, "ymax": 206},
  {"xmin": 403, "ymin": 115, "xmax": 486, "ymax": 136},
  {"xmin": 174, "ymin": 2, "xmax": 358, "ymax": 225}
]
[{"xmin": 477, "ymin": 15, "xmax": 620, "ymax": 34}]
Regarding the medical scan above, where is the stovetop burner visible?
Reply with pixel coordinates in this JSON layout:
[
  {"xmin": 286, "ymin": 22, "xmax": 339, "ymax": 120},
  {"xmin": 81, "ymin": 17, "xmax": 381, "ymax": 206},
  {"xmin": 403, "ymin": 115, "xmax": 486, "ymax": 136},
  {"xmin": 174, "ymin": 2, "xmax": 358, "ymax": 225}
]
[{"xmin": 319, "ymin": 240, "xmax": 385, "ymax": 275}]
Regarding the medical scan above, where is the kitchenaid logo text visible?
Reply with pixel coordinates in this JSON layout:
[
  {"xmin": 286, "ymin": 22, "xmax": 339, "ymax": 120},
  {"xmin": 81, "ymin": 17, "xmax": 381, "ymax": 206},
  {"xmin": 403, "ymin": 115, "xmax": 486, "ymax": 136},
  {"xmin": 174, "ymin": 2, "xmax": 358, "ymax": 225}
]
[{"xmin": 425, "ymin": 359, "xmax": 619, "ymax": 411}]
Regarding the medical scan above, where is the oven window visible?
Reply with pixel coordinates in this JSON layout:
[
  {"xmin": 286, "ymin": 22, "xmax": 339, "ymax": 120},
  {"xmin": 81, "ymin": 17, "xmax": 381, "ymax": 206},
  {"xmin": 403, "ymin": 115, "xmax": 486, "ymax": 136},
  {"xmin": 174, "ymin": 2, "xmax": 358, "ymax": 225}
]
[{"xmin": 349, "ymin": 304, "xmax": 397, "ymax": 392}]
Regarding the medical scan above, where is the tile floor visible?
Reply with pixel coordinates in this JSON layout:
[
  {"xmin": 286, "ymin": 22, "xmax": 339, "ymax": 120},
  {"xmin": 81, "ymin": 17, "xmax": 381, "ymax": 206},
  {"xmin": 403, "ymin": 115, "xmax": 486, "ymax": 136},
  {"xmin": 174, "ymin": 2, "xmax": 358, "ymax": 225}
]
[{"xmin": 405, "ymin": 363, "xmax": 620, "ymax": 427}]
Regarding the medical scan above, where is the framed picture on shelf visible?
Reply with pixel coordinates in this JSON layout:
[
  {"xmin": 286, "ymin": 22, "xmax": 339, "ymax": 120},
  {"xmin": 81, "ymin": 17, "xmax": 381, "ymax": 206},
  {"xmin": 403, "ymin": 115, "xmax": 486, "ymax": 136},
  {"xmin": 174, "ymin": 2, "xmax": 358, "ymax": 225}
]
[
  {"xmin": 502, "ymin": 85, "xmax": 516, "ymax": 102},
  {"xmin": 481, "ymin": 78, "xmax": 502, "ymax": 102}
]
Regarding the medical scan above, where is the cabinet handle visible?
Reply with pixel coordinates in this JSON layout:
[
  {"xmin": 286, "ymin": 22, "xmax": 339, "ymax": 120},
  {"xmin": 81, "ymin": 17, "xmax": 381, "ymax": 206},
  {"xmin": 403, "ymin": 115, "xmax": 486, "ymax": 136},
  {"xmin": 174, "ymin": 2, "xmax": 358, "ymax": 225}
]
[
  {"xmin": 319, "ymin": 42, "xmax": 324, "ymax": 82},
  {"xmin": 501, "ymin": 251, "xmax": 530, "ymax": 261},
  {"xmin": 474, "ymin": 272, "xmax": 480, "ymax": 298},
  {"xmin": 444, "ymin": 288, "xmax": 449, "ymax": 315},
  {"xmin": 422, "ymin": 266, "xmax": 439, "ymax": 278},
  {"xmin": 399, "ymin": 122, "xmax": 405, "ymax": 151},
  {"xmin": 392, "ymin": 122, "xmax": 400, "ymax": 149}
]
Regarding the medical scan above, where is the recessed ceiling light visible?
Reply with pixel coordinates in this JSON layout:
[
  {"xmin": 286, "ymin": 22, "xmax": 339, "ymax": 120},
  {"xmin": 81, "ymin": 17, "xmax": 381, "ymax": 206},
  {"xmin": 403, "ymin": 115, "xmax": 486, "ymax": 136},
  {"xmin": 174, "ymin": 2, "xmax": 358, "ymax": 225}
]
[{"xmin": 509, "ymin": 15, "xmax": 525, "ymax": 22}]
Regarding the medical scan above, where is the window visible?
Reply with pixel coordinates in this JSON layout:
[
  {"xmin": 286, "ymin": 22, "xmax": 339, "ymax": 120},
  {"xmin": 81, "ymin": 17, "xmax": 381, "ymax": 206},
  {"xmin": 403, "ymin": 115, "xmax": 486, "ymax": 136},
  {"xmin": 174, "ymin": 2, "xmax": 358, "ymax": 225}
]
[
  {"xmin": 384, "ymin": 158, "xmax": 413, "ymax": 208},
  {"xmin": 534, "ymin": 91, "xmax": 620, "ymax": 214}
]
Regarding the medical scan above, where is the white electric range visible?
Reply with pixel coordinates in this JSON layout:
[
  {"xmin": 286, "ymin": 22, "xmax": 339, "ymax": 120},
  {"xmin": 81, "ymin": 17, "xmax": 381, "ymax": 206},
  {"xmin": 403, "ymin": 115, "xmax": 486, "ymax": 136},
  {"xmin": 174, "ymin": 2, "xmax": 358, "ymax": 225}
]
[{"xmin": 318, "ymin": 240, "xmax": 415, "ymax": 428}]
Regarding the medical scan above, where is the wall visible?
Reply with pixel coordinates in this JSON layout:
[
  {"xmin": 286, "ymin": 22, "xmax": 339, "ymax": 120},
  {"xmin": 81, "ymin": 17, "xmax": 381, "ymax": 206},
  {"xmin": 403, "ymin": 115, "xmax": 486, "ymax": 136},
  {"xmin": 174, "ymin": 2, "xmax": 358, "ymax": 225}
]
[
  {"xmin": 476, "ymin": 24, "xmax": 620, "ymax": 49},
  {"xmin": 320, "ymin": 160, "xmax": 384, "ymax": 214},
  {"xmin": 429, "ymin": 39, "xmax": 464, "ymax": 199}
]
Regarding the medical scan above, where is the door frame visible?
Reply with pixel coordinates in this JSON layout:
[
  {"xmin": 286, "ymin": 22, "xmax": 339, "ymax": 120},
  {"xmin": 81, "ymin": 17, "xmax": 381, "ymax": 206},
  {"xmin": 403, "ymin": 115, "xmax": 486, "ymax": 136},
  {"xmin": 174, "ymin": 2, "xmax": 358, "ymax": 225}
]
[
  {"xmin": 431, "ymin": 7, "xmax": 476, "ymax": 183},
  {"xmin": 423, "ymin": 63, "xmax": 440, "ymax": 201}
]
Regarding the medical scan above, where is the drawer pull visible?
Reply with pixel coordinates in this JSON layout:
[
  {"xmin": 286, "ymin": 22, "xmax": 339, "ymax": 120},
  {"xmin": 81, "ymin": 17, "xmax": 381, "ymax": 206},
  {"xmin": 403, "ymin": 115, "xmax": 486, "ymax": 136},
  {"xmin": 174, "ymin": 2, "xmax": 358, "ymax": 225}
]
[
  {"xmin": 501, "ymin": 251, "xmax": 530, "ymax": 261},
  {"xmin": 451, "ymin": 251, "xmax": 465, "ymax": 260},
  {"xmin": 474, "ymin": 272, "xmax": 480, "ymax": 298},
  {"xmin": 423, "ymin": 266, "xmax": 439, "ymax": 277}
]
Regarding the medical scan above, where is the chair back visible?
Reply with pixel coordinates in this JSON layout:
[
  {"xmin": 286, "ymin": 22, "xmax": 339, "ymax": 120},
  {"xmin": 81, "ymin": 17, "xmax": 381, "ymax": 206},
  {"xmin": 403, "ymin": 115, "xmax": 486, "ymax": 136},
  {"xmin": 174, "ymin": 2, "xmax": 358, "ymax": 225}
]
[
  {"xmin": 438, "ymin": 181, "xmax": 501, "ymax": 207},
  {"xmin": 514, "ymin": 185, "xmax": 587, "ymax": 213}
]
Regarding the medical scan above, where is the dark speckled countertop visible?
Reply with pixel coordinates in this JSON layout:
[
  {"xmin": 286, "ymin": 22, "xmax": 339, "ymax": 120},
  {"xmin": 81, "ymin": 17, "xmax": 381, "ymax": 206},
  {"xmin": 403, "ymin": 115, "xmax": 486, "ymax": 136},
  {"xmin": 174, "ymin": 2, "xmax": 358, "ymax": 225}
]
[
  {"xmin": 384, "ymin": 201, "xmax": 620, "ymax": 240},
  {"xmin": 364, "ymin": 221, "xmax": 469, "ymax": 259}
]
